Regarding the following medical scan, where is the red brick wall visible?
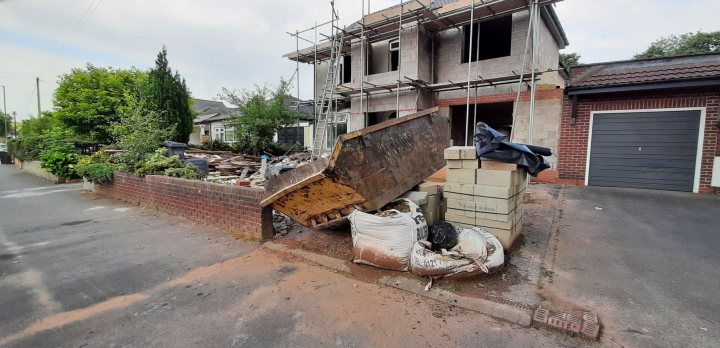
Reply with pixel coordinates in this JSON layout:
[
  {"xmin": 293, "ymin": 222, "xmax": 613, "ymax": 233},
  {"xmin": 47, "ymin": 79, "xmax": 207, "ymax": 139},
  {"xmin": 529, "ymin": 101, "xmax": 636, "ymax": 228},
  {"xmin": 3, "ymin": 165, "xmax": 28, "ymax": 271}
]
[
  {"xmin": 558, "ymin": 88, "xmax": 720, "ymax": 193},
  {"xmin": 95, "ymin": 172, "xmax": 274, "ymax": 239},
  {"xmin": 435, "ymin": 88, "xmax": 563, "ymax": 106}
]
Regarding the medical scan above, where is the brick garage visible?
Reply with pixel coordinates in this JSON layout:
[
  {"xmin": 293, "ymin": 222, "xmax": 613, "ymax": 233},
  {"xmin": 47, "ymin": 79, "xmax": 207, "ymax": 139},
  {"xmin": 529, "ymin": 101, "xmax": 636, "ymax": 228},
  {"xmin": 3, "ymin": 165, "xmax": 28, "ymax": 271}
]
[
  {"xmin": 95, "ymin": 172, "xmax": 274, "ymax": 239},
  {"xmin": 558, "ymin": 54, "xmax": 720, "ymax": 193}
]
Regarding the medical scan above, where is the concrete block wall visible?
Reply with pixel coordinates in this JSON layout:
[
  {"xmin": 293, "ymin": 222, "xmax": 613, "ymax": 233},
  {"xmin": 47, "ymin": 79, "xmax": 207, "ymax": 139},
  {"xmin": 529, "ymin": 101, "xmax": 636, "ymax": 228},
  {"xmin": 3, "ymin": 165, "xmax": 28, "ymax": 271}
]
[
  {"xmin": 350, "ymin": 23, "xmax": 421, "ymax": 88},
  {"xmin": 511, "ymin": 89, "xmax": 564, "ymax": 168},
  {"xmin": 434, "ymin": 11, "xmax": 563, "ymax": 101},
  {"xmin": 417, "ymin": 25, "xmax": 433, "ymax": 83},
  {"xmin": 348, "ymin": 90, "xmax": 423, "ymax": 131},
  {"xmin": 95, "ymin": 172, "xmax": 274, "ymax": 240}
]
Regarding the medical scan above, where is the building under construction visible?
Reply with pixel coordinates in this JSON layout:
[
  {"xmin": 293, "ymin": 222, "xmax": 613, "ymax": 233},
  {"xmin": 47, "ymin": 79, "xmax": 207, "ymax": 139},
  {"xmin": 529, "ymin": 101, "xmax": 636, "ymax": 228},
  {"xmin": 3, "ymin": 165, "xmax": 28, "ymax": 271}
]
[{"xmin": 285, "ymin": 0, "xmax": 568, "ymax": 178}]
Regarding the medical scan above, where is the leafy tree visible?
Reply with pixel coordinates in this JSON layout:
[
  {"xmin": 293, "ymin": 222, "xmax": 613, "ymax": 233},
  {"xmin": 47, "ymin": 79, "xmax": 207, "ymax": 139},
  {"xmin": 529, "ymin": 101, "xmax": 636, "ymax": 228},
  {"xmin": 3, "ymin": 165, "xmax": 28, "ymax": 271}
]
[
  {"xmin": 19, "ymin": 111, "xmax": 59, "ymax": 138},
  {"xmin": 145, "ymin": 47, "xmax": 193, "ymax": 143},
  {"xmin": 218, "ymin": 78, "xmax": 305, "ymax": 154},
  {"xmin": 634, "ymin": 31, "xmax": 720, "ymax": 59},
  {"xmin": 54, "ymin": 64, "xmax": 147, "ymax": 143},
  {"xmin": 111, "ymin": 94, "xmax": 175, "ymax": 167},
  {"xmin": 560, "ymin": 52, "xmax": 582, "ymax": 68}
]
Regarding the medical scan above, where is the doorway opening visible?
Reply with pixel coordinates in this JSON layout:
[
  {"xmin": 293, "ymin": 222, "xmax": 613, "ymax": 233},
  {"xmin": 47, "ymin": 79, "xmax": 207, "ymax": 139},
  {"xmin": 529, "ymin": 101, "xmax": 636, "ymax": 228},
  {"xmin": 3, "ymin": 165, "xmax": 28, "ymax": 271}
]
[{"xmin": 450, "ymin": 101, "xmax": 514, "ymax": 146}]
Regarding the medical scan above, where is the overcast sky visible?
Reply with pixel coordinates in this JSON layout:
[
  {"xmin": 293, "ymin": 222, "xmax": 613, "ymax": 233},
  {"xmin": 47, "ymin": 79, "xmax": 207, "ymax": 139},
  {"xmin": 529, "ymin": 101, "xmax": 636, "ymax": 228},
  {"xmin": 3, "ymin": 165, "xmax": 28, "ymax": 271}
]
[{"xmin": 0, "ymin": 0, "xmax": 718, "ymax": 120}]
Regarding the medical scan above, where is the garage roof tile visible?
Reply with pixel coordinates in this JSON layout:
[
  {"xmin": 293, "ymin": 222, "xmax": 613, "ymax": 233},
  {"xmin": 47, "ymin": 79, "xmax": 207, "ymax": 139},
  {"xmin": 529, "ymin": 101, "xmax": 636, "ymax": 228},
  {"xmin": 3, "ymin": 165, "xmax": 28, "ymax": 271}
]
[{"xmin": 568, "ymin": 53, "xmax": 720, "ymax": 89}]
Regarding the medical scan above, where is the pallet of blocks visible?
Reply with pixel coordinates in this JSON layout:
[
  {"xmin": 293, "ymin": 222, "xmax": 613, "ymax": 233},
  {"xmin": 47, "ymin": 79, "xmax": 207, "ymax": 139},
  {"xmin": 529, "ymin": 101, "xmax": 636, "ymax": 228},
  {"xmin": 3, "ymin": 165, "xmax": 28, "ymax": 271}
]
[{"xmin": 442, "ymin": 146, "xmax": 527, "ymax": 249}]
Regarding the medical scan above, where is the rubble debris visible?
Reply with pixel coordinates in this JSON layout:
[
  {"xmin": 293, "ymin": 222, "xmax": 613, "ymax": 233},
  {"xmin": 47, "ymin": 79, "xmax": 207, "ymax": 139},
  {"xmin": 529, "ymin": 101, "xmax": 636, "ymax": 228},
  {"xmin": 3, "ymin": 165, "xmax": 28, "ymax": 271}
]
[
  {"xmin": 185, "ymin": 150, "xmax": 312, "ymax": 188},
  {"xmin": 380, "ymin": 199, "xmax": 412, "ymax": 213},
  {"xmin": 397, "ymin": 191, "xmax": 429, "ymax": 206}
]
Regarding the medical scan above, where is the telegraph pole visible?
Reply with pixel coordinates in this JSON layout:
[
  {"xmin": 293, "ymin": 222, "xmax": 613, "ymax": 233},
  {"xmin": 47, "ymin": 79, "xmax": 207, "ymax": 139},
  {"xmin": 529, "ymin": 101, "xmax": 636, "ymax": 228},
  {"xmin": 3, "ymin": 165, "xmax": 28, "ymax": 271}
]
[
  {"xmin": 12, "ymin": 111, "xmax": 17, "ymax": 139},
  {"xmin": 36, "ymin": 77, "xmax": 41, "ymax": 118},
  {"xmin": 2, "ymin": 85, "xmax": 7, "ymax": 143}
]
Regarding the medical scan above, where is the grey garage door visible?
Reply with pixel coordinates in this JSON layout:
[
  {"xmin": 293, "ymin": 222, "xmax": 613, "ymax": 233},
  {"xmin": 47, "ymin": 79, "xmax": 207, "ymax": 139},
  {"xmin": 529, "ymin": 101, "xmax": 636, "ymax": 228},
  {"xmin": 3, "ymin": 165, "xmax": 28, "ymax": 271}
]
[{"xmin": 588, "ymin": 110, "xmax": 701, "ymax": 192}]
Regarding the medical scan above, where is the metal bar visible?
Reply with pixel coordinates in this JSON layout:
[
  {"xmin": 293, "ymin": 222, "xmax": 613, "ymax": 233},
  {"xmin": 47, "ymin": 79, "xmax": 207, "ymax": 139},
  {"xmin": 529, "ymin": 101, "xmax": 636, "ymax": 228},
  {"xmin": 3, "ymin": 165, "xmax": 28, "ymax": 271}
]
[
  {"xmin": 296, "ymin": 30, "xmax": 300, "ymax": 111},
  {"xmin": 509, "ymin": 4, "xmax": 534, "ymax": 141},
  {"xmin": 528, "ymin": 0, "xmax": 539, "ymax": 145},
  {"xmin": 295, "ymin": 19, "xmax": 334, "ymax": 35},
  {"xmin": 314, "ymin": 21, "xmax": 318, "ymax": 123},
  {"xmin": 473, "ymin": 9, "xmax": 481, "ymax": 139},
  {"xmin": 464, "ymin": 0, "xmax": 475, "ymax": 146},
  {"xmin": 396, "ymin": 0, "xmax": 403, "ymax": 117},
  {"xmin": 287, "ymin": 32, "xmax": 314, "ymax": 44},
  {"xmin": 361, "ymin": 0, "xmax": 365, "ymax": 128}
]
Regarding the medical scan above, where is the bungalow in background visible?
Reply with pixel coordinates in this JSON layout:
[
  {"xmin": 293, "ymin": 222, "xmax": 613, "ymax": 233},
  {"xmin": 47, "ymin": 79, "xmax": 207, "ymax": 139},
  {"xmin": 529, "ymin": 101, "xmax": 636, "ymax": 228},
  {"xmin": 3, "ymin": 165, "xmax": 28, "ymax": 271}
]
[
  {"xmin": 275, "ymin": 96, "xmax": 316, "ymax": 150},
  {"xmin": 189, "ymin": 97, "xmax": 316, "ymax": 150},
  {"xmin": 189, "ymin": 98, "xmax": 237, "ymax": 145}
]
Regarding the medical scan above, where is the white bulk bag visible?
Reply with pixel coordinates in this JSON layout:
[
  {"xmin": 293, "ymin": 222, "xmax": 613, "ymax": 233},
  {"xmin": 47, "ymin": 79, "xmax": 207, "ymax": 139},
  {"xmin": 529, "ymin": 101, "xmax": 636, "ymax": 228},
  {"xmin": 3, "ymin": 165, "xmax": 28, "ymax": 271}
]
[
  {"xmin": 410, "ymin": 227, "xmax": 504, "ymax": 279},
  {"xmin": 349, "ymin": 199, "xmax": 428, "ymax": 271}
]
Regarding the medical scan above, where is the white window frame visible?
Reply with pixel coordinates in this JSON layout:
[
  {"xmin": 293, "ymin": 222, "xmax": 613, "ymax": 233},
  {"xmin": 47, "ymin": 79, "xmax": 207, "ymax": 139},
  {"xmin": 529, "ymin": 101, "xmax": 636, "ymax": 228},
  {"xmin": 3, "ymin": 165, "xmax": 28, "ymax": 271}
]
[
  {"xmin": 585, "ymin": 107, "xmax": 706, "ymax": 193},
  {"xmin": 212, "ymin": 125, "xmax": 225, "ymax": 142},
  {"xmin": 389, "ymin": 39, "xmax": 399, "ymax": 72}
]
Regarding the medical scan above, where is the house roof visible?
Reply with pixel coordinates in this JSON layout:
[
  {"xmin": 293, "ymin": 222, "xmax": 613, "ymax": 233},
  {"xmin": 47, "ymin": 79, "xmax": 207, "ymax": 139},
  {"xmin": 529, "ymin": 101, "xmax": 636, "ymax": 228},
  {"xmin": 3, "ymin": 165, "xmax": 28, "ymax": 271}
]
[
  {"xmin": 284, "ymin": 96, "xmax": 316, "ymax": 118},
  {"xmin": 193, "ymin": 98, "xmax": 234, "ymax": 124},
  {"xmin": 567, "ymin": 53, "xmax": 720, "ymax": 92}
]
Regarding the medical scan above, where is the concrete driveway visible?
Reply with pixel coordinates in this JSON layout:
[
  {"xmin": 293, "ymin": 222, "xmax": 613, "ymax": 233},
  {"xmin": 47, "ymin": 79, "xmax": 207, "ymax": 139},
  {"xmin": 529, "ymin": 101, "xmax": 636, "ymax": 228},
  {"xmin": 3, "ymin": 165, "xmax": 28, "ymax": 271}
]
[{"xmin": 545, "ymin": 185, "xmax": 720, "ymax": 347}]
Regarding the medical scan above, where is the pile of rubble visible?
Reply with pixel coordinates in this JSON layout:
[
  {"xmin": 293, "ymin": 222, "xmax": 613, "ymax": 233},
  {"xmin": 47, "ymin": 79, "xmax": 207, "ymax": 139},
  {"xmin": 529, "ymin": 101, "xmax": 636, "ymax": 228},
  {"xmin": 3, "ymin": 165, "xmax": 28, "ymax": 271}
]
[
  {"xmin": 185, "ymin": 150, "xmax": 262, "ymax": 176},
  {"xmin": 185, "ymin": 150, "xmax": 313, "ymax": 188}
]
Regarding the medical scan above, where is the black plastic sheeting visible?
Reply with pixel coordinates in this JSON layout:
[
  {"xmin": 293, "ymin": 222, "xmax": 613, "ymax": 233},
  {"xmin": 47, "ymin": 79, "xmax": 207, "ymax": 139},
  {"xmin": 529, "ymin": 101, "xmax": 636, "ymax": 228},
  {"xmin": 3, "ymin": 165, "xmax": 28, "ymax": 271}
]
[
  {"xmin": 474, "ymin": 122, "xmax": 551, "ymax": 177},
  {"xmin": 428, "ymin": 221, "xmax": 459, "ymax": 251}
]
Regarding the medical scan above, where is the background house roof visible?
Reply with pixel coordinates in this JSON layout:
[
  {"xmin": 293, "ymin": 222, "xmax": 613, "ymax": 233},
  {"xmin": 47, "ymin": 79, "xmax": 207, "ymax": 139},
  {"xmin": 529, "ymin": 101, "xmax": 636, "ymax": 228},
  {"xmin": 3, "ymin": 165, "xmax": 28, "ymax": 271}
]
[
  {"xmin": 568, "ymin": 53, "xmax": 720, "ymax": 90},
  {"xmin": 193, "ymin": 98, "xmax": 231, "ymax": 114},
  {"xmin": 193, "ymin": 98, "xmax": 234, "ymax": 124}
]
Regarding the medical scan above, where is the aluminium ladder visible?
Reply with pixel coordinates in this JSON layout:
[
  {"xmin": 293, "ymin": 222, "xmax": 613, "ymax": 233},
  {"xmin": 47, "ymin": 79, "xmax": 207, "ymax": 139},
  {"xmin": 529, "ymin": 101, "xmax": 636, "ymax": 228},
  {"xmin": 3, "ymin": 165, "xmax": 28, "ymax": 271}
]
[{"xmin": 312, "ymin": 28, "xmax": 345, "ymax": 158}]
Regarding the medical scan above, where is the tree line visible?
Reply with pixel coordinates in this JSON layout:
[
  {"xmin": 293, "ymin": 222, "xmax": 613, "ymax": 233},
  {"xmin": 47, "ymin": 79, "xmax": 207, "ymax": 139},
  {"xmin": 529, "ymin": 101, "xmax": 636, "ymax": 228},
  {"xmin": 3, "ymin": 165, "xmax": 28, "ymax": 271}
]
[{"xmin": 561, "ymin": 30, "xmax": 720, "ymax": 68}]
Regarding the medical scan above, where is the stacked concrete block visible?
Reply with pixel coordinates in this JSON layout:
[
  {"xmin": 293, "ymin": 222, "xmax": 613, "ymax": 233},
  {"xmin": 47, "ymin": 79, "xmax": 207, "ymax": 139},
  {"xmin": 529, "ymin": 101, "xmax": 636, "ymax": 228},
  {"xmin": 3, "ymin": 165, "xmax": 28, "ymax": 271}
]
[
  {"xmin": 414, "ymin": 181, "xmax": 443, "ymax": 226},
  {"xmin": 443, "ymin": 147, "xmax": 527, "ymax": 249}
]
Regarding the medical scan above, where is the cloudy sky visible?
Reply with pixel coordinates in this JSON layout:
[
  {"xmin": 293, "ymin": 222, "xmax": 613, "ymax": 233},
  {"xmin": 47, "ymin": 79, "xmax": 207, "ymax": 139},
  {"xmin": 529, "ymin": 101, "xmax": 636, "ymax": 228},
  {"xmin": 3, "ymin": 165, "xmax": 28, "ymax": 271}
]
[{"xmin": 0, "ymin": 0, "xmax": 717, "ymax": 120}]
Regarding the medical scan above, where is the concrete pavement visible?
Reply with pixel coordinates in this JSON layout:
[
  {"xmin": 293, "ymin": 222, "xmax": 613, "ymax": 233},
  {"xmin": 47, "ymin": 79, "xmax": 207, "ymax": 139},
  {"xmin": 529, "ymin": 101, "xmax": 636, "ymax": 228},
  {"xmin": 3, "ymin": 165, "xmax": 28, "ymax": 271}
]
[
  {"xmin": 544, "ymin": 185, "xmax": 720, "ymax": 347},
  {"xmin": 0, "ymin": 166, "xmax": 582, "ymax": 347}
]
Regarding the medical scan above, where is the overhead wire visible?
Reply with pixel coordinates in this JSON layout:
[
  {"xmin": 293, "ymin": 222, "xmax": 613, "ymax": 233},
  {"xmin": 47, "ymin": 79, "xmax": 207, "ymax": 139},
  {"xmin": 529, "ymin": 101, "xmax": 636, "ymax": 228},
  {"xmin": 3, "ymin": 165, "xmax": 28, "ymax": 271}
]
[{"xmin": 28, "ymin": 0, "xmax": 105, "ymax": 115}]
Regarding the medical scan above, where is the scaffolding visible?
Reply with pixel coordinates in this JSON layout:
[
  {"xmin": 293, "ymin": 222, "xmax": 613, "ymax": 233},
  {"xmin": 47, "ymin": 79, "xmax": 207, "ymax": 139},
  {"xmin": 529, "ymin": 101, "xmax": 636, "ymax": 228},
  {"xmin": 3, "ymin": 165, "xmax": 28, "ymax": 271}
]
[{"xmin": 286, "ymin": 0, "xmax": 563, "ymax": 153}]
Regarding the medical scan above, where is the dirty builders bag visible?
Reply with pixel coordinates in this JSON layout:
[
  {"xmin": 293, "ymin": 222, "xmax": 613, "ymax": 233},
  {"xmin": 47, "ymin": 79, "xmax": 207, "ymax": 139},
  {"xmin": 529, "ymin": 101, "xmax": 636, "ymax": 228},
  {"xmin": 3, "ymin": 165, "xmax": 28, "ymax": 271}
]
[
  {"xmin": 349, "ymin": 199, "xmax": 428, "ymax": 271},
  {"xmin": 410, "ymin": 227, "xmax": 504, "ymax": 279}
]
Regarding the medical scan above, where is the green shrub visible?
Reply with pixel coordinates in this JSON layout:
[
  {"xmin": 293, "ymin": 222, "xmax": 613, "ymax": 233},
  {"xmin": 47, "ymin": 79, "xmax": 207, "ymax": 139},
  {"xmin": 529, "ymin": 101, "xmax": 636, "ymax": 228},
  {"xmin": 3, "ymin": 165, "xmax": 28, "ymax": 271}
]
[
  {"xmin": 164, "ymin": 163, "xmax": 203, "ymax": 180},
  {"xmin": 8, "ymin": 127, "xmax": 78, "ymax": 162},
  {"xmin": 76, "ymin": 163, "xmax": 118, "ymax": 184},
  {"xmin": 39, "ymin": 146, "xmax": 79, "ymax": 179},
  {"xmin": 134, "ymin": 149, "xmax": 183, "ymax": 176},
  {"xmin": 75, "ymin": 152, "xmax": 123, "ymax": 184},
  {"xmin": 199, "ymin": 139, "xmax": 231, "ymax": 151},
  {"xmin": 134, "ymin": 148, "xmax": 202, "ymax": 179},
  {"xmin": 111, "ymin": 94, "xmax": 175, "ymax": 169}
]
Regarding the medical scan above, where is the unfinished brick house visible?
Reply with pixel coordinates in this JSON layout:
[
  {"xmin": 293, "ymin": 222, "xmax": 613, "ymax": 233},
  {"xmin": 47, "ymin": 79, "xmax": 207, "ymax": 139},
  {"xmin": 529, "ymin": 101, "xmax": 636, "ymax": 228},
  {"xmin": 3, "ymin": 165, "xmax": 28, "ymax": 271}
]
[{"xmin": 285, "ymin": 0, "xmax": 568, "ymax": 177}]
